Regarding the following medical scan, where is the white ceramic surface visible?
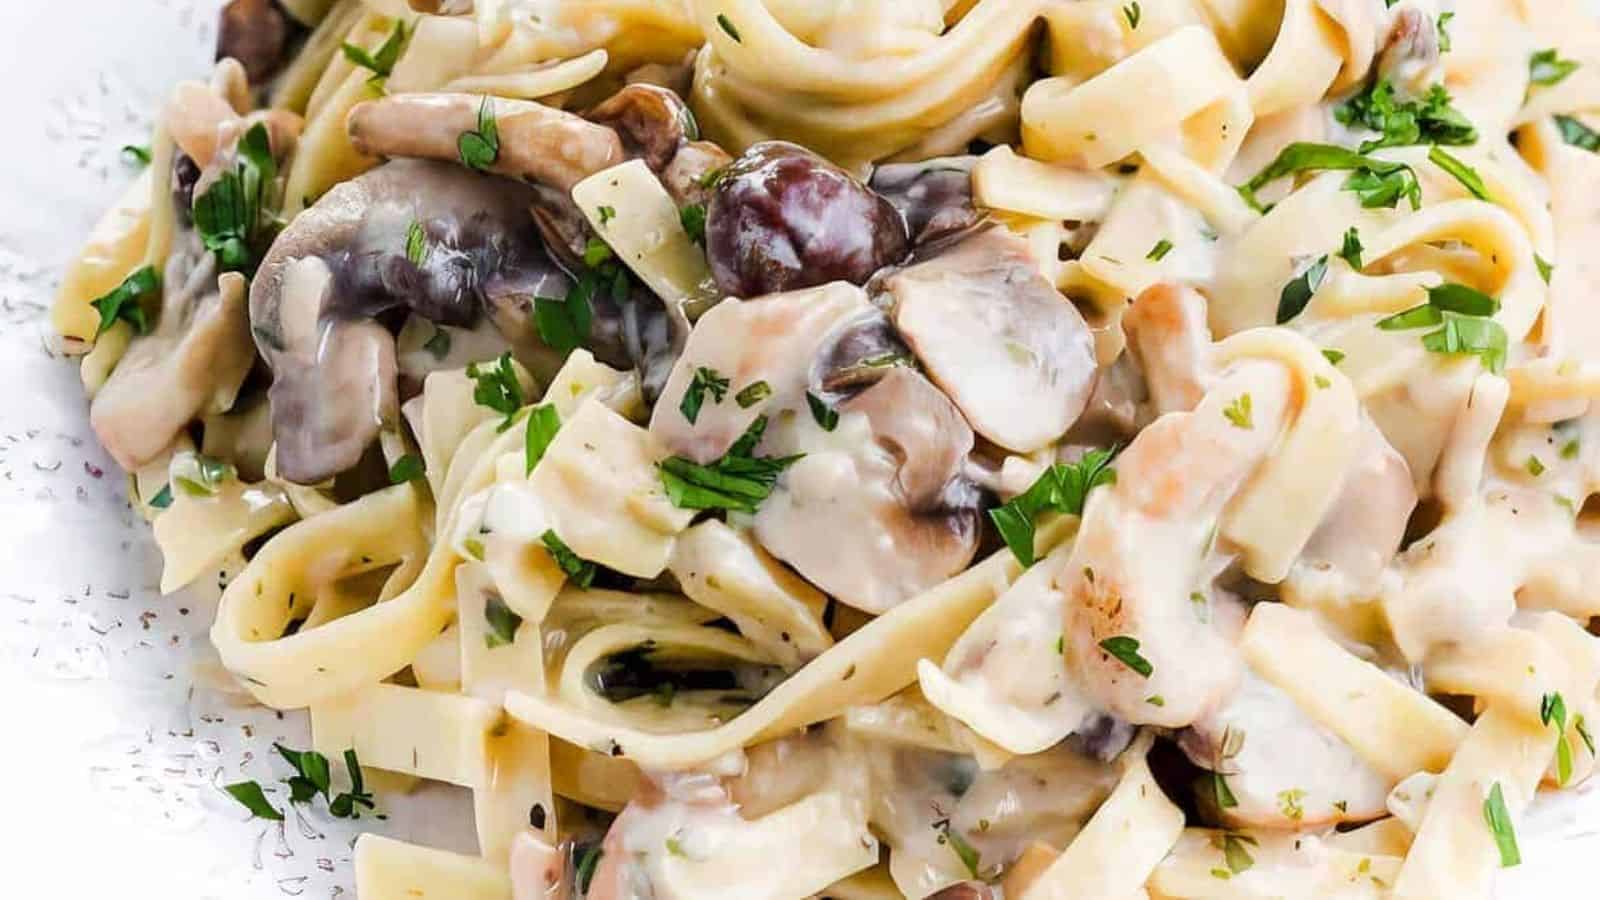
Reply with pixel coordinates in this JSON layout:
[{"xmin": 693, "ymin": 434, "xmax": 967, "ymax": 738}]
[{"xmin": 0, "ymin": 2, "xmax": 1595, "ymax": 897}]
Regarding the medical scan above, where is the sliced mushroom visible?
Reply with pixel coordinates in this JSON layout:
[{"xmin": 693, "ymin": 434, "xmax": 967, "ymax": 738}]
[
  {"xmin": 1179, "ymin": 670, "xmax": 1391, "ymax": 829},
  {"xmin": 755, "ymin": 368, "xmax": 982, "ymax": 614},
  {"xmin": 869, "ymin": 156, "xmax": 981, "ymax": 244},
  {"xmin": 249, "ymin": 159, "xmax": 572, "ymax": 483},
  {"xmin": 877, "ymin": 224, "xmax": 1097, "ymax": 453},
  {"xmin": 661, "ymin": 141, "xmax": 734, "ymax": 209},
  {"xmin": 90, "ymin": 240, "xmax": 255, "ymax": 471},
  {"xmin": 217, "ymin": 0, "xmax": 300, "ymax": 86},
  {"xmin": 585, "ymin": 84, "xmax": 696, "ymax": 173},
  {"xmin": 347, "ymin": 93, "xmax": 626, "ymax": 192},
  {"xmin": 1376, "ymin": 6, "xmax": 1440, "ymax": 89}
]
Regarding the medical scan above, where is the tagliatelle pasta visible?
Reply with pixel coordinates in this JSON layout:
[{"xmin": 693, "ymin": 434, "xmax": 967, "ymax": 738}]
[{"xmin": 51, "ymin": 0, "xmax": 1600, "ymax": 897}]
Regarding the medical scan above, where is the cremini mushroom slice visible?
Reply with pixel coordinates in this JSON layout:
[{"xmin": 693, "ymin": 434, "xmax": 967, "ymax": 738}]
[
  {"xmin": 347, "ymin": 93, "xmax": 626, "ymax": 192},
  {"xmin": 586, "ymin": 83, "xmax": 698, "ymax": 173},
  {"xmin": 754, "ymin": 367, "xmax": 982, "ymax": 614},
  {"xmin": 878, "ymin": 223, "xmax": 1097, "ymax": 453},
  {"xmin": 869, "ymin": 155, "xmax": 980, "ymax": 244},
  {"xmin": 89, "ymin": 250, "xmax": 255, "ymax": 471},
  {"xmin": 217, "ymin": 0, "xmax": 300, "ymax": 86},
  {"xmin": 248, "ymin": 159, "xmax": 573, "ymax": 483}
]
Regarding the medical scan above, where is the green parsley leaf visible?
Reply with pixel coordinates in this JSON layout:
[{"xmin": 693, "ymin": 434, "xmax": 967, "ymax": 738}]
[
  {"xmin": 148, "ymin": 483, "xmax": 174, "ymax": 509},
  {"xmin": 466, "ymin": 352, "xmax": 524, "ymax": 431},
  {"xmin": 1536, "ymin": 254, "xmax": 1554, "ymax": 284},
  {"xmin": 680, "ymin": 366, "xmax": 730, "ymax": 424},
  {"xmin": 342, "ymin": 20, "xmax": 408, "ymax": 78},
  {"xmin": 936, "ymin": 822, "xmax": 982, "ymax": 878},
  {"xmin": 1211, "ymin": 772, "xmax": 1239, "ymax": 809},
  {"xmin": 90, "ymin": 265, "xmax": 159, "ymax": 337},
  {"xmin": 535, "ymin": 272, "xmax": 595, "ymax": 354},
  {"xmin": 542, "ymin": 530, "xmax": 598, "ymax": 588},
  {"xmin": 1322, "ymin": 348, "xmax": 1346, "ymax": 365},
  {"xmin": 1223, "ymin": 393, "xmax": 1253, "ymax": 429},
  {"xmin": 405, "ymin": 220, "xmax": 428, "ymax": 266},
  {"xmin": 1430, "ymin": 146, "xmax": 1490, "ymax": 201},
  {"xmin": 1576, "ymin": 714, "xmax": 1596, "ymax": 755},
  {"xmin": 1527, "ymin": 455, "xmax": 1546, "ymax": 477},
  {"xmin": 193, "ymin": 123, "xmax": 277, "ymax": 274},
  {"xmin": 1419, "ymin": 313, "xmax": 1508, "ymax": 373},
  {"xmin": 1276, "ymin": 255, "xmax": 1328, "ymax": 323},
  {"xmin": 274, "ymin": 743, "xmax": 332, "ymax": 800},
  {"xmin": 1278, "ymin": 788, "xmax": 1306, "ymax": 821},
  {"xmin": 574, "ymin": 845, "xmax": 604, "ymax": 894},
  {"xmin": 484, "ymin": 592, "xmax": 523, "ymax": 648},
  {"xmin": 991, "ymin": 449, "xmax": 1118, "ymax": 566},
  {"xmin": 698, "ymin": 166, "xmax": 727, "ymax": 189},
  {"xmin": 1146, "ymin": 238, "xmax": 1173, "ymax": 261},
  {"xmin": 666, "ymin": 835, "xmax": 687, "ymax": 857},
  {"xmin": 1242, "ymin": 142, "xmax": 1420, "ymax": 211},
  {"xmin": 1146, "ymin": 695, "xmax": 1165, "ymax": 706},
  {"xmin": 1482, "ymin": 782, "xmax": 1521, "ymax": 867},
  {"xmin": 1555, "ymin": 114, "xmax": 1600, "ymax": 152},
  {"xmin": 1561, "ymin": 438, "xmax": 1580, "ymax": 460},
  {"xmin": 174, "ymin": 455, "xmax": 236, "ymax": 497},
  {"xmin": 1542, "ymin": 692, "xmax": 1572, "ymax": 785},
  {"xmin": 734, "ymin": 381, "xmax": 772, "ymax": 408},
  {"xmin": 457, "ymin": 96, "xmax": 501, "ymax": 171},
  {"xmin": 806, "ymin": 392, "xmax": 839, "ymax": 432},
  {"xmin": 121, "ymin": 144, "xmax": 152, "ymax": 166},
  {"xmin": 658, "ymin": 416, "xmax": 803, "ymax": 514},
  {"xmin": 1436, "ymin": 12, "xmax": 1454, "ymax": 52},
  {"xmin": 1334, "ymin": 80, "xmax": 1476, "ymax": 152},
  {"xmin": 423, "ymin": 325, "xmax": 451, "ymax": 359},
  {"xmin": 1530, "ymin": 49, "xmax": 1580, "ymax": 87},
  {"xmin": 716, "ymin": 13, "xmax": 741, "ymax": 42},
  {"xmin": 463, "ymin": 537, "xmax": 485, "ymax": 561},
  {"xmin": 1339, "ymin": 227, "xmax": 1364, "ymax": 270},
  {"xmin": 388, "ymin": 454, "xmax": 424, "ymax": 484},
  {"xmin": 1428, "ymin": 282, "xmax": 1499, "ymax": 316},
  {"xmin": 524, "ymin": 404, "xmax": 560, "ymax": 475},
  {"xmin": 582, "ymin": 238, "xmax": 614, "ymax": 269},
  {"xmin": 680, "ymin": 203, "xmax": 708, "ymax": 245},
  {"xmin": 1221, "ymin": 833, "xmax": 1256, "ymax": 874},
  {"xmin": 1098, "ymin": 635, "xmax": 1153, "ymax": 677},
  {"xmin": 597, "ymin": 205, "xmax": 616, "ymax": 227},
  {"xmin": 1124, "ymin": 2, "xmax": 1141, "ymax": 29},
  {"xmin": 1376, "ymin": 283, "xmax": 1506, "ymax": 372},
  {"xmin": 224, "ymin": 781, "xmax": 283, "ymax": 820}
]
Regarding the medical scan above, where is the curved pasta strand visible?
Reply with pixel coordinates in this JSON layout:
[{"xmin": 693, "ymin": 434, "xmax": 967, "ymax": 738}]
[
  {"xmin": 1022, "ymin": 26, "xmax": 1252, "ymax": 173},
  {"xmin": 1244, "ymin": 0, "xmax": 1344, "ymax": 119}
]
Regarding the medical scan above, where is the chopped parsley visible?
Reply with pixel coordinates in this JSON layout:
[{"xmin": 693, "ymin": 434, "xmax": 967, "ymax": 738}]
[
  {"xmin": 423, "ymin": 325, "xmax": 452, "ymax": 359},
  {"xmin": 1555, "ymin": 114, "xmax": 1600, "ymax": 152},
  {"xmin": 680, "ymin": 366, "xmax": 730, "ymax": 425},
  {"xmin": 524, "ymin": 404, "xmax": 560, "ymax": 475},
  {"xmin": 1375, "ymin": 283, "xmax": 1506, "ymax": 373},
  {"xmin": 542, "ymin": 530, "xmax": 597, "ymax": 588},
  {"xmin": 1536, "ymin": 254, "xmax": 1554, "ymax": 284},
  {"xmin": 457, "ymin": 96, "xmax": 501, "ymax": 171},
  {"xmin": 1482, "ymin": 782, "xmax": 1520, "ymax": 867},
  {"xmin": 658, "ymin": 416, "xmax": 803, "ymax": 514},
  {"xmin": 1211, "ymin": 772, "xmax": 1239, "ymax": 809},
  {"xmin": 1541, "ymin": 692, "xmax": 1573, "ymax": 785},
  {"xmin": 1146, "ymin": 695, "xmax": 1165, "ymax": 707},
  {"xmin": 1530, "ymin": 49, "xmax": 1580, "ymax": 87},
  {"xmin": 1577, "ymin": 714, "xmax": 1596, "ymax": 755},
  {"xmin": 1241, "ymin": 142, "xmax": 1420, "ymax": 211},
  {"xmin": 934, "ymin": 821, "xmax": 981, "ymax": 878},
  {"xmin": 1322, "ymin": 348, "xmax": 1346, "ymax": 365},
  {"xmin": 1339, "ymin": 227, "xmax": 1364, "ymax": 270},
  {"xmin": 734, "ymin": 381, "xmax": 771, "ymax": 408},
  {"xmin": 716, "ymin": 13, "xmax": 741, "ymax": 42},
  {"xmin": 1334, "ymin": 80, "xmax": 1476, "ymax": 152},
  {"xmin": 465, "ymin": 352, "xmax": 524, "ymax": 431},
  {"xmin": 341, "ymin": 20, "xmax": 408, "ymax": 90},
  {"xmin": 405, "ymin": 220, "xmax": 428, "ymax": 266},
  {"xmin": 1276, "ymin": 255, "xmax": 1328, "ymax": 323},
  {"xmin": 1526, "ymin": 456, "xmax": 1546, "ymax": 478},
  {"xmin": 806, "ymin": 392, "xmax": 839, "ymax": 432},
  {"xmin": 484, "ymin": 593, "xmax": 523, "ymax": 648},
  {"xmin": 463, "ymin": 537, "xmax": 485, "ymax": 561},
  {"xmin": 90, "ymin": 265, "xmax": 158, "ymax": 337},
  {"xmin": 680, "ymin": 203, "xmax": 707, "ymax": 245},
  {"xmin": 534, "ymin": 272, "xmax": 596, "ymax": 355},
  {"xmin": 1436, "ymin": 12, "xmax": 1454, "ymax": 53},
  {"xmin": 1223, "ymin": 393, "xmax": 1253, "ymax": 429},
  {"xmin": 698, "ymin": 166, "xmax": 727, "ymax": 189},
  {"xmin": 193, "ymin": 122, "xmax": 277, "ymax": 273},
  {"xmin": 276, "ymin": 742, "xmax": 332, "ymax": 803},
  {"xmin": 175, "ymin": 455, "xmax": 235, "ymax": 497},
  {"xmin": 1146, "ymin": 238, "xmax": 1173, "ymax": 261},
  {"xmin": 328, "ymin": 749, "xmax": 376, "ymax": 819},
  {"xmin": 121, "ymin": 143, "xmax": 152, "ymax": 166},
  {"xmin": 1561, "ymin": 438, "xmax": 1580, "ymax": 460},
  {"xmin": 990, "ymin": 448, "xmax": 1117, "ymax": 566},
  {"xmin": 1278, "ymin": 788, "xmax": 1306, "ymax": 821},
  {"xmin": 224, "ymin": 781, "xmax": 283, "ymax": 821},
  {"xmin": 1429, "ymin": 146, "xmax": 1490, "ymax": 201},
  {"xmin": 582, "ymin": 238, "xmax": 614, "ymax": 268},
  {"xmin": 148, "ymin": 484, "xmax": 174, "ymax": 509},
  {"xmin": 597, "ymin": 205, "xmax": 616, "ymax": 227},
  {"xmin": 574, "ymin": 845, "xmax": 604, "ymax": 894},
  {"xmin": 1098, "ymin": 635, "xmax": 1153, "ymax": 677},
  {"xmin": 388, "ymin": 454, "xmax": 424, "ymax": 484},
  {"xmin": 1123, "ymin": 2, "xmax": 1141, "ymax": 29},
  {"xmin": 1219, "ymin": 833, "xmax": 1257, "ymax": 874}
]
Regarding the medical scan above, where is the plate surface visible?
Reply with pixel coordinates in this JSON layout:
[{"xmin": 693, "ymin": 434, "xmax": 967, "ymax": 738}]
[{"xmin": 0, "ymin": 2, "xmax": 1593, "ymax": 896}]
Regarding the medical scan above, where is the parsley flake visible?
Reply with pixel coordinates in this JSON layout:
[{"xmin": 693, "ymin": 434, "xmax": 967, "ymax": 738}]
[
  {"xmin": 457, "ymin": 96, "xmax": 501, "ymax": 171},
  {"xmin": 680, "ymin": 203, "xmax": 707, "ymax": 245},
  {"xmin": 1146, "ymin": 238, "xmax": 1173, "ymax": 261},
  {"xmin": 542, "ymin": 530, "xmax": 597, "ymax": 588},
  {"xmin": 1530, "ymin": 49, "xmax": 1580, "ymax": 87},
  {"xmin": 405, "ymin": 220, "xmax": 428, "ymax": 266},
  {"xmin": 1098, "ymin": 635, "xmax": 1153, "ymax": 677},
  {"xmin": 806, "ymin": 392, "xmax": 839, "ymax": 432},
  {"xmin": 658, "ymin": 416, "xmax": 802, "ymax": 514},
  {"xmin": 524, "ymin": 404, "xmax": 560, "ymax": 475},
  {"xmin": 1556, "ymin": 114, "xmax": 1600, "ymax": 152},
  {"xmin": 680, "ymin": 366, "xmax": 730, "ymax": 424},
  {"xmin": 1277, "ymin": 255, "xmax": 1328, "ymax": 324},
  {"xmin": 90, "ymin": 265, "xmax": 159, "ymax": 337},
  {"xmin": 1339, "ymin": 227, "xmax": 1364, "ymax": 270},
  {"xmin": 1429, "ymin": 146, "xmax": 1490, "ymax": 201},
  {"xmin": 193, "ymin": 122, "xmax": 278, "ymax": 273},
  {"xmin": 1124, "ymin": 2, "xmax": 1141, "ymax": 29},
  {"xmin": 224, "ymin": 781, "xmax": 283, "ymax": 821},
  {"xmin": 716, "ymin": 13, "xmax": 741, "ymax": 42},
  {"xmin": 734, "ymin": 381, "xmax": 772, "ymax": 408},
  {"xmin": 991, "ymin": 448, "xmax": 1117, "ymax": 566},
  {"xmin": 388, "ymin": 454, "xmax": 424, "ymax": 484},
  {"xmin": 1482, "ymin": 782, "xmax": 1521, "ymax": 867},
  {"xmin": 1334, "ymin": 80, "xmax": 1475, "ymax": 152},
  {"xmin": 1241, "ymin": 142, "xmax": 1420, "ymax": 211},
  {"xmin": 1223, "ymin": 393, "xmax": 1253, "ymax": 429},
  {"xmin": 484, "ymin": 593, "xmax": 523, "ymax": 648},
  {"xmin": 465, "ymin": 352, "xmax": 524, "ymax": 431}
]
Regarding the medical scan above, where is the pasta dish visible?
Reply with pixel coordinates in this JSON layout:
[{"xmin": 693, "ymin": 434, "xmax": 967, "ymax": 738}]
[{"xmin": 50, "ymin": 0, "xmax": 1600, "ymax": 897}]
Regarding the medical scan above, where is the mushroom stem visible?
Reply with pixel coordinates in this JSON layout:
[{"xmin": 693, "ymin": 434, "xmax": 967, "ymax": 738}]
[{"xmin": 347, "ymin": 93, "xmax": 626, "ymax": 192}]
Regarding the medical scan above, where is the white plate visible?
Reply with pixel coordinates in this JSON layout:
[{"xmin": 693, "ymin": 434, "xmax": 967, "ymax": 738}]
[{"xmin": 0, "ymin": 2, "xmax": 1593, "ymax": 896}]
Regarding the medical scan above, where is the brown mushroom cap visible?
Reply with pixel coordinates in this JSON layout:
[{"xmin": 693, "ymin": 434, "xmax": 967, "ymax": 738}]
[
  {"xmin": 248, "ymin": 160, "xmax": 571, "ymax": 483},
  {"xmin": 878, "ymin": 223, "xmax": 1097, "ymax": 453},
  {"xmin": 216, "ymin": 0, "xmax": 299, "ymax": 85},
  {"xmin": 869, "ymin": 156, "xmax": 981, "ymax": 244}
]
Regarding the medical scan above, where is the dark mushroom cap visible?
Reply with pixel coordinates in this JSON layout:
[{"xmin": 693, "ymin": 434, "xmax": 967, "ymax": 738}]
[{"xmin": 216, "ymin": 0, "xmax": 298, "ymax": 85}]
